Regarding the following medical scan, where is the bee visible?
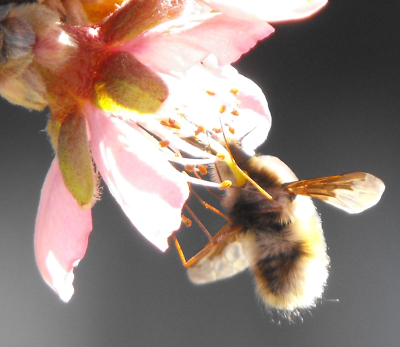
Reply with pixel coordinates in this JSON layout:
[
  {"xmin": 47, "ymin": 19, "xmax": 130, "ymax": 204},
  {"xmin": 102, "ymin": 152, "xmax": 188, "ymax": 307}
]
[{"xmin": 173, "ymin": 139, "xmax": 385, "ymax": 313}]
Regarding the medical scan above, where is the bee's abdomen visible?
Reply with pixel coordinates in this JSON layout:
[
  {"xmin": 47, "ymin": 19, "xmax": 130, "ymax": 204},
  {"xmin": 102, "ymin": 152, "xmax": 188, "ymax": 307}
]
[
  {"xmin": 253, "ymin": 242, "xmax": 305, "ymax": 297},
  {"xmin": 248, "ymin": 223, "xmax": 329, "ymax": 312}
]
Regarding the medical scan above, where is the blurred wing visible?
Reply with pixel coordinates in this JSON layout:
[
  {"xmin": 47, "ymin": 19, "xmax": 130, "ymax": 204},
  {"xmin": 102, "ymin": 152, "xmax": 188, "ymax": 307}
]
[
  {"xmin": 284, "ymin": 172, "xmax": 385, "ymax": 214},
  {"xmin": 187, "ymin": 227, "xmax": 250, "ymax": 284}
]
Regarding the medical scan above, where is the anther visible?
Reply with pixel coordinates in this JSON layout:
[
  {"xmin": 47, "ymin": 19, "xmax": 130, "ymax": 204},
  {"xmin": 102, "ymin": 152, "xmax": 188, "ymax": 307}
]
[
  {"xmin": 198, "ymin": 165, "xmax": 208, "ymax": 175},
  {"xmin": 219, "ymin": 180, "xmax": 232, "ymax": 189},
  {"xmin": 219, "ymin": 105, "xmax": 226, "ymax": 113},
  {"xmin": 206, "ymin": 90, "xmax": 216, "ymax": 96},
  {"xmin": 195, "ymin": 125, "xmax": 206, "ymax": 136},
  {"xmin": 169, "ymin": 118, "xmax": 181, "ymax": 129},
  {"xmin": 216, "ymin": 153, "xmax": 226, "ymax": 161},
  {"xmin": 230, "ymin": 88, "xmax": 239, "ymax": 95},
  {"xmin": 181, "ymin": 215, "xmax": 192, "ymax": 227},
  {"xmin": 159, "ymin": 140, "xmax": 170, "ymax": 147},
  {"xmin": 231, "ymin": 110, "xmax": 240, "ymax": 116},
  {"xmin": 184, "ymin": 165, "xmax": 194, "ymax": 172}
]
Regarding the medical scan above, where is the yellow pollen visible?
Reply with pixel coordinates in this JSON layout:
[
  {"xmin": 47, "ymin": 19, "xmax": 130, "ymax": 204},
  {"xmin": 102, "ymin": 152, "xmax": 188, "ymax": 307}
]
[
  {"xmin": 219, "ymin": 105, "xmax": 227, "ymax": 113},
  {"xmin": 206, "ymin": 90, "xmax": 216, "ymax": 95},
  {"xmin": 230, "ymin": 88, "xmax": 239, "ymax": 95},
  {"xmin": 231, "ymin": 110, "xmax": 240, "ymax": 116}
]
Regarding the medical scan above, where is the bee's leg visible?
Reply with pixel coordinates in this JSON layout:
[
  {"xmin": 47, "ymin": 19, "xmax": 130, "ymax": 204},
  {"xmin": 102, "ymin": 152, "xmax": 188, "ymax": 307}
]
[
  {"xmin": 171, "ymin": 232, "xmax": 206, "ymax": 268},
  {"xmin": 183, "ymin": 204, "xmax": 214, "ymax": 242},
  {"xmin": 171, "ymin": 224, "xmax": 242, "ymax": 268},
  {"xmin": 189, "ymin": 187, "xmax": 228, "ymax": 220}
]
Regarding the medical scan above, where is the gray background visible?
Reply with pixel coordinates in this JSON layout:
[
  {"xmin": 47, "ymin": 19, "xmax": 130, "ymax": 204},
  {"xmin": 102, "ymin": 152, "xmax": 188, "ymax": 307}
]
[{"xmin": 0, "ymin": 1, "xmax": 399, "ymax": 346}]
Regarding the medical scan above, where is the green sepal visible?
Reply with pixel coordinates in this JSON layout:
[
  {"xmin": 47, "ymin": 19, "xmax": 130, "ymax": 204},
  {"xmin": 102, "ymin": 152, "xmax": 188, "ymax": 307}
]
[
  {"xmin": 100, "ymin": 0, "xmax": 186, "ymax": 44},
  {"xmin": 58, "ymin": 113, "xmax": 95, "ymax": 206},
  {"xmin": 47, "ymin": 111, "xmax": 62, "ymax": 151},
  {"xmin": 93, "ymin": 52, "xmax": 168, "ymax": 114}
]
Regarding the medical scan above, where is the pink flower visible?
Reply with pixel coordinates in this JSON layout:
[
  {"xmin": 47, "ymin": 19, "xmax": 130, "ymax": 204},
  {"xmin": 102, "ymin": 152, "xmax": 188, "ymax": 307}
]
[{"xmin": 0, "ymin": 0, "xmax": 327, "ymax": 301}]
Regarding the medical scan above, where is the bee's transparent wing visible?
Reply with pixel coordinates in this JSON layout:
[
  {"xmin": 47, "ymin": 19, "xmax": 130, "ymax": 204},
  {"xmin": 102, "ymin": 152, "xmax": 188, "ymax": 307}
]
[
  {"xmin": 284, "ymin": 172, "xmax": 385, "ymax": 214},
  {"xmin": 187, "ymin": 228, "xmax": 250, "ymax": 284}
]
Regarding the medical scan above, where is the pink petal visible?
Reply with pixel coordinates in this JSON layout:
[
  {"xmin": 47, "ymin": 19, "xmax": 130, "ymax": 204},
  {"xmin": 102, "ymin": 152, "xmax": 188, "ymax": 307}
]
[
  {"xmin": 120, "ymin": 12, "xmax": 274, "ymax": 73},
  {"xmin": 35, "ymin": 158, "xmax": 93, "ymax": 302},
  {"xmin": 157, "ymin": 57, "xmax": 271, "ymax": 153},
  {"xmin": 202, "ymin": 0, "xmax": 328, "ymax": 22},
  {"xmin": 86, "ymin": 106, "xmax": 189, "ymax": 251},
  {"xmin": 231, "ymin": 70, "xmax": 272, "ymax": 154}
]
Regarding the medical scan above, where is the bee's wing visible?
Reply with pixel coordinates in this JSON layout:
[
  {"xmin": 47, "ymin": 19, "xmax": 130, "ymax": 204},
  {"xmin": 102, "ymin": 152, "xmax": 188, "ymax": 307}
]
[
  {"xmin": 284, "ymin": 172, "xmax": 385, "ymax": 214},
  {"xmin": 187, "ymin": 227, "xmax": 250, "ymax": 284}
]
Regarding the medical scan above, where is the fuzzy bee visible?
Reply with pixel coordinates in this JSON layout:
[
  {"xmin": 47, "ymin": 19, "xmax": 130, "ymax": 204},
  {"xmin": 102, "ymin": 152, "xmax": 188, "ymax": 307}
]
[{"xmin": 174, "ymin": 140, "xmax": 385, "ymax": 313}]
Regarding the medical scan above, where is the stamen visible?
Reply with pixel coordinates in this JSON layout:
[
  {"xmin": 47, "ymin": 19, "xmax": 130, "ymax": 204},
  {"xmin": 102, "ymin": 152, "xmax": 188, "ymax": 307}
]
[
  {"xmin": 231, "ymin": 110, "xmax": 239, "ymax": 116},
  {"xmin": 216, "ymin": 153, "xmax": 226, "ymax": 161},
  {"xmin": 159, "ymin": 140, "xmax": 170, "ymax": 147},
  {"xmin": 198, "ymin": 165, "xmax": 208, "ymax": 175},
  {"xmin": 181, "ymin": 214, "xmax": 192, "ymax": 227},
  {"xmin": 219, "ymin": 105, "xmax": 227, "ymax": 113},
  {"xmin": 185, "ymin": 165, "xmax": 194, "ymax": 172},
  {"xmin": 212, "ymin": 128, "xmax": 222, "ymax": 133},
  {"xmin": 219, "ymin": 180, "xmax": 232, "ymax": 189},
  {"xmin": 228, "ymin": 126, "xmax": 235, "ymax": 135},
  {"xmin": 206, "ymin": 90, "xmax": 216, "ymax": 96},
  {"xmin": 230, "ymin": 88, "xmax": 239, "ymax": 95},
  {"xmin": 191, "ymin": 170, "xmax": 222, "ymax": 201},
  {"xmin": 167, "ymin": 156, "xmax": 216, "ymax": 165},
  {"xmin": 195, "ymin": 125, "xmax": 206, "ymax": 136},
  {"xmin": 183, "ymin": 174, "xmax": 229, "ymax": 188},
  {"xmin": 168, "ymin": 118, "xmax": 181, "ymax": 129},
  {"xmin": 138, "ymin": 119, "xmax": 215, "ymax": 160},
  {"xmin": 211, "ymin": 134, "xmax": 219, "ymax": 141},
  {"xmin": 160, "ymin": 120, "xmax": 170, "ymax": 127}
]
